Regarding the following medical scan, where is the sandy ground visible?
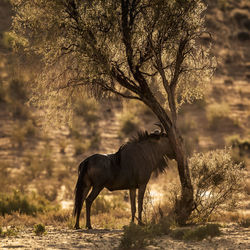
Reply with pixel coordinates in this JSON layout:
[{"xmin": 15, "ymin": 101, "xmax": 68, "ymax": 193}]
[{"xmin": 1, "ymin": 224, "xmax": 249, "ymax": 250}]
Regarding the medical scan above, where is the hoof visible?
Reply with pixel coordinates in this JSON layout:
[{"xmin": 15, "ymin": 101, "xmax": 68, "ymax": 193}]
[
  {"xmin": 74, "ymin": 225, "xmax": 80, "ymax": 230},
  {"xmin": 86, "ymin": 225, "xmax": 92, "ymax": 230}
]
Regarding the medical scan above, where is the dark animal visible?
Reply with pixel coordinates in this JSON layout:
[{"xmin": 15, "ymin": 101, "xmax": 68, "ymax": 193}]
[{"xmin": 73, "ymin": 127, "xmax": 175, "ymax": 229}]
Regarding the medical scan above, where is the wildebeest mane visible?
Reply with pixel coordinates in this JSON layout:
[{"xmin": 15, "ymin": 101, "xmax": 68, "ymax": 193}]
[
  {"xmin": 115, "ymin": 130, "xmax": 169, "ymax": 176},
  {"xmin": 119, "ymin": 130, "xmax": 164, "ymax": 149}
]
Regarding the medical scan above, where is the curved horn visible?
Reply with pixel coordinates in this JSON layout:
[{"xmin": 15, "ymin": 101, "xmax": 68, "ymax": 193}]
[{"xmin": 154, "ymin": 123, "xmax": 164, "ymax": 134}]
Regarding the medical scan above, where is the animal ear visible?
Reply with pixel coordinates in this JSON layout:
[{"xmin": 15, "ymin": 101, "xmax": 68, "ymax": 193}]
[{"xmin": 154, "ymin": 123, "xmax": 164, "ymax": 134}]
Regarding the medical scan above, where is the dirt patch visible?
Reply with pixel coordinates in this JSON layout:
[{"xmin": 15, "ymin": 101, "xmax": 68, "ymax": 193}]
[{"xmin": 1, "ymin": 224, "xmax": 249, "ymax": 249}]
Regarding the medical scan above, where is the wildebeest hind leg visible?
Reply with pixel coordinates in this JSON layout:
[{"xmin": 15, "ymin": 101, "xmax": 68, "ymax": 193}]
[
  {"xmin": 74, "ymin": 186, "xmax": 91, "ymax": 229},
  {"xmin": 129, "ymin": 189, "xmax": 136, "ymax": 223},
  {"xmin": 85, "ymin": 186, "xmax": 103, "ymax": 229},
  {"xmin": 138, "ymin": 184, "xmax": 147, "ymax": 225}
]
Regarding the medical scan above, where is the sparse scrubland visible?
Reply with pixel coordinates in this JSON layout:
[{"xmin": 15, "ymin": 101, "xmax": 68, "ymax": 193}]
[{"xmin": 0, "ymin": 0, "xmax": 250, "ymax": 249}]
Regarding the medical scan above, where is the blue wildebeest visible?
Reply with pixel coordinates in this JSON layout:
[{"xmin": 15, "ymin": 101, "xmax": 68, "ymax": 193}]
[{"xmin": 73, "ymin": 126, "xmax": 175, "ymax": 229}]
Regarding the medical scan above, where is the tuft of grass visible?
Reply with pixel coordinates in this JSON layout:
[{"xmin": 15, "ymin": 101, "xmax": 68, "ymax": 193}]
[
  {"xmin": 34, "ymin": 223, "xmax": 46, "ymax": 236},
  {"xmin": 171, "ymin": 224, "xmax": 221, "ymax": 241}
]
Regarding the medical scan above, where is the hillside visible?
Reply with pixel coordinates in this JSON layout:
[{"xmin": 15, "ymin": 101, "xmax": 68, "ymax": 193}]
[{"xmin": 0, "ymin": 1, "xmax": 249, "ymax": 247}]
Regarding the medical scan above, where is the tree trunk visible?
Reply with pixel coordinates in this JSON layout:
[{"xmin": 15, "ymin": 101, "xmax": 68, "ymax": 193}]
[
  {"xmin": 167, "ymin": 127, "xmax": 194, "ymax": 225},
  {"xmin": 144, "ymin": 98, "xmax": 194, "ymax": 224}
]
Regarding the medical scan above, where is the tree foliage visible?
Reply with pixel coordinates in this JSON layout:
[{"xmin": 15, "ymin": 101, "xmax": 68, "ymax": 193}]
[{"xmin": 12, "ymin": 0, "xmax": 215, "ymax": 119}]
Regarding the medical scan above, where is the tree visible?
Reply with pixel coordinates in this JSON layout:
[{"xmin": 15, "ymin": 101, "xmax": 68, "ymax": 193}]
[{"xmin": 11, "ymin": 0, "xmax": 215, "ymax": 224}]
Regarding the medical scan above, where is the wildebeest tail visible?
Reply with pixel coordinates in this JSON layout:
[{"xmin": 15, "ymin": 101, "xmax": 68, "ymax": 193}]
[{"xmin": 73, "ymin": 160, "xmax": 89, "ymax": 217}]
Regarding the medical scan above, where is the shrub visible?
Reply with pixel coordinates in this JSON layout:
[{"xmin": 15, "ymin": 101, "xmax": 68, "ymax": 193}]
[
  {"xmin": 0, "ymin": 162, "xmax": 11, "ymax": 192},
  {"xmin": 188, "ymin": 148, "xmax": 245, "ymax": 223},
  {"xmin": 233, "ymin": 11, "xmax": 248, "ymax": 25},
  {"xmin": 0, "ymin": 191, "xmax": 55, "ymax": 216},
  {"xmin": 73, "ymin": 141, "xmax": 87, "ymax": 156},
  {"xmin": 121, "ymin": 120, "xmax": 138, "ymax": 135},
  {"xmin": 0, "ymin": 81, "xmax": 6, "ymax": 103},
  {"xmin": 8, "ymin": 101, "xmax": 30, "ymax": 120},
  {"xmin": 24, "ymin": 120, "xmax": 37, "ymax": 137},
  {"xmin": 206, "ymin": 102, "xmax": 231, "ymax": 129},
  {"xmin": 225, "ymin": 134, "xmax": 250, "ymax": 156},
  {"xmin": 7, "ymin": 79, "xmax": 27, "ymax": 102},
  {"xmin": 74, "ymin": 98, "xmax": 99, "ymax": 125},
  {"xmin": 0, "ymin": 227, "xmax": 18, "ymax": 237},
  {"xmin": 119, "ymin": 112, "xmax": 139, "ymax": 138},
  {"xmin": 120, "ymin": 223, "xmax": 150, "ymax": 249},
  {"xmin": 10, "ymin": 125, "xmax": 26, "ymax": 148},
  {"xmin": 244, "ymin": 19, "xmax": 250, "ymax": 31},
  {"xmin": 120, "ymin": 218, "xmax": 171, "ymax": 249},
  {"xmin": 34, "ymin": 223, "xmax": 46, "ymax": 236},
  {"xmin": 24, "ymin": 144, "xmax": 55, "ymax": 179},
  {"xmin": 1, "ymin": 32, "xmax": 15, "ymax": 49},
  {"xmin": 239, "ymin": 218, "xmax": 250, "ymax": 228},
  {"xmin": 91, "ymin": 196, "xmax": 112, "ymax": 215},
  {"xmin": 170, "ymin": 224, "xmax": 221, "ymax": 241},
  {"xmin": 238, "ymin": 31, "xmax": 250, "ymax": 41},
  {"xmin": 224, "ymin": 79, "xmax": 233, "ymax": 86}
]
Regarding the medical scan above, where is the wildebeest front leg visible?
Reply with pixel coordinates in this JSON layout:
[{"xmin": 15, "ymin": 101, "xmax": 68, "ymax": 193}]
[
  {"xmin": 138, "ymin": 184, "xmax": 147, "ymax": 225},
  {"xmin": 129, "ymin": 189, "xmax": 136, "ymax": 223},
  {"xmin": 85, "ymin": 186, "xmax": 103, "ymax": 229}
]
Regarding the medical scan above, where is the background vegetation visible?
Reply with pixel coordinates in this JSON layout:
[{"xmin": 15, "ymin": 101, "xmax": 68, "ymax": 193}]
[{"xmin": 0, "ymin": 0, "xmax": 249, "ymax": 245}]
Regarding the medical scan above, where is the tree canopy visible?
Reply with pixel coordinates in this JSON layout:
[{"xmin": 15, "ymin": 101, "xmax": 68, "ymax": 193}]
[{"xmin": 12, "ymin": 0, "xmax": 215, "ymax": 126}]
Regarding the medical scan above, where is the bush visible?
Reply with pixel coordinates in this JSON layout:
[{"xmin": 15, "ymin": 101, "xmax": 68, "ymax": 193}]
[
  {"xmin": 91, "ymin": 196, "xmax": 112, "ymax": 215},
  {"xmin": 8, "ymin": 101, "xmax": 30, "ymax": 120},
  {"xmin": 0, "ymin": 227, "xmax": 18, "ymax": 237},
  {"xmin": 0, "ymin": 162, "xmax": 11, "ymax": 192},
  {"xmin": 0, "ymin": 191, "xmax": 56, "ymax": 216},
  {"xmin": 0, "ymin": 81, "xmax": 6, "ymax": 103},
  {"xmin": 7, "ymin": 79, "xmax": 27, "ymax": 102},
  {"xmin": 74, "ymin": 98, "xmax": 99, "ymax": 125},
  {"xmin": 225, "ymin": 134, "xmax": 250, "ymax": 156},
  {"xmin": 206, "ymin": 102, "xmax": 231, "ymax": 129},
  {"xmin": 119, "ymin": 112, "xmax": 139, "ymax": 138},
  {"xmin": 233, "ymin": 11, "xmax": 248, "ymax": 26},
  {"xmin": 188, "ymin": 148, "xmax": 245, "ymax": 223},
  {"xmin": 170, "ymin": 224, "xmax": 221, "ymax": 241},
  {"xmin": 239, "ymin": 218, "xmax": 250, "ymax": 228},
  {"xmin": 1, "ymin": 32, "xmax": 15, "ymax": 49},
  {"xmin": 89, "ymin": 132, "xmax": 101, "ymax": 150},
  {"xmin": 225, "ymin": 134, "xmax": 249, "ymax": 167},
  {"xmin": 244, "ymin": 19, "xmax": 250, "ymax": 31},
  {"xmin": 120, "ymin": 218, "xmax": 171, "ymax": 249},
  {"xmin": 24, "ymin": 144, "xmax": 55, "ymax": 179},
  {"xmin": 237, "ymin": 31, "xmax": 250, "ymax": 41},
  {"xmin": 34, "ymin": 224, "xmax": 46, "ymax": 236},
  {"xmin": 73, "ymin": 141, "xmax": 88, "ymax": 156}
]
